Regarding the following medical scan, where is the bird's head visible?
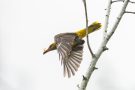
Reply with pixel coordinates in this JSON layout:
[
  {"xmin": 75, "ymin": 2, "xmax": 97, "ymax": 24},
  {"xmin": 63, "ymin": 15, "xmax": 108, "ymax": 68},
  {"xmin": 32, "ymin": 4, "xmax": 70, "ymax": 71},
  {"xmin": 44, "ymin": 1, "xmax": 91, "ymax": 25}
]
[{"xmin": 43, "ymin": 42, "xmax": 57, "ymax": 54}]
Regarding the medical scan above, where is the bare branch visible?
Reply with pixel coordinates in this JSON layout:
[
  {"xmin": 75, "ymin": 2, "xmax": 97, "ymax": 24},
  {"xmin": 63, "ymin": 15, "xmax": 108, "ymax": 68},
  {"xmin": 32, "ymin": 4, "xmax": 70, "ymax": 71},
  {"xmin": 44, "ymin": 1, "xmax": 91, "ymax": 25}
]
[
  {"xmin": 125, "ymin": 11, "xmax": 135, "ymax": 14},
  {"xmin": 103, "ymin": 0, "xmax": 112, "ymax": 38},
  {"xmin": 112, "ymin": 0, "xmax": 135, "ymax": 3},
  {"xmin": 103, "ymin": 46, "xmax": 109, "ymax": 51},
  {"xmin": 107, "ymin": 0, "xmax": 129, "ymax": 40},
  {"xmin": 129, "ymin": 1, "xmax": 135, "ymax": 4},
  {"xmin": 82, "ymin": 0, "xmax": 95, "ymax": 57},
  {"xmin": 112, "ymin": 0, "xmax": 124, "ymax": 3},
  {"xmin": 78, "ymin": 0, "xmax": 130, "ymax": 90}
]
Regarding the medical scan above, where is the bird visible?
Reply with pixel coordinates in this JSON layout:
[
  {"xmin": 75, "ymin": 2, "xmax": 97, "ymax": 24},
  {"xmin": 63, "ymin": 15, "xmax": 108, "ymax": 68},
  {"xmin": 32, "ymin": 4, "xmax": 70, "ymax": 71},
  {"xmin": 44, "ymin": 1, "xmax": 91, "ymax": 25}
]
[{"xmin": 43, "ymin": 21, "xmax": 102, "ymax": 78}]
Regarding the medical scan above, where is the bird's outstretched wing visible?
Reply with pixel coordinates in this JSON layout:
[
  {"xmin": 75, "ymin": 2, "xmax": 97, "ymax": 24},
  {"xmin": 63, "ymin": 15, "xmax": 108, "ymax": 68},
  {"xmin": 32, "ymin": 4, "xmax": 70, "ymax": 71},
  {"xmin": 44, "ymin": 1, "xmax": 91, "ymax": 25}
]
[{"xmin": 55, "ymin": 33, "xmax": 84, "ymax": 77}]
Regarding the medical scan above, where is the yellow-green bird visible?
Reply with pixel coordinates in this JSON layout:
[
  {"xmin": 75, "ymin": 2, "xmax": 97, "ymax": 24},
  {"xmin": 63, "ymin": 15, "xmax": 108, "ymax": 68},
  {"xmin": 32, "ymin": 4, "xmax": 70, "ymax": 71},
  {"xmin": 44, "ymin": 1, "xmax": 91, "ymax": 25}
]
[{"xmin": 43, "ymin": 21, "xmax": 101, "ymax": 78}]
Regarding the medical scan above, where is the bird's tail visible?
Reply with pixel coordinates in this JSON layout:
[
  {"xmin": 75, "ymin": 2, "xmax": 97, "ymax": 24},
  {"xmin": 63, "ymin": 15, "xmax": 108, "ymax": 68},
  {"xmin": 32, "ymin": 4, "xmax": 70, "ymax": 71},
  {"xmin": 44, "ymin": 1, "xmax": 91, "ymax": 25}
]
[{"xmin": 75, "ymin": 21, "xmax": 102, "ymax": 38}]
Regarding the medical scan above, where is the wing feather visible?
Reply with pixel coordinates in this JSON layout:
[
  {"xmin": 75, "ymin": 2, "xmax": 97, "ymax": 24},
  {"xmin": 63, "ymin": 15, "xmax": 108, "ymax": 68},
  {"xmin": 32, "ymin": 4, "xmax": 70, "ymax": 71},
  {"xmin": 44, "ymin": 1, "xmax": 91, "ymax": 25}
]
[
  {"xmin": 55, "ymin": 33, "xmax": 84, "ymax": 77},
  {"xmin": 65, "ymin": 62, "xmax": 71, "ymax": 78},
  {"xmin": 66, "ymin": 61, "xmax": 75, "ymax": 76},
  {"xmin": 68, "ymin": 59, "xmax": 78, "ymax": 71},
  {"xmin": 62, "ymin": 49, "xmax": 83, "ymax": 77},
  {"xmin": 69, "ymin": 58, "xmax": 80, "ymax": 69},
  {"xmin": 63, "ymin": 63, "xmax": 67, "ymax": 77}
]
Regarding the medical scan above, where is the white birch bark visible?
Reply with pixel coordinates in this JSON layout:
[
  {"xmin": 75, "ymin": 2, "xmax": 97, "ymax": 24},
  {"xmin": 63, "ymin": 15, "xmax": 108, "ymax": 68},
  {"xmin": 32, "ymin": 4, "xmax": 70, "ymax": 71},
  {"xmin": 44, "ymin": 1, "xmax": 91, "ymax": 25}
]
[{"xmin": 78, "ymin": 0, "xmax": 130, "ymax": 90}]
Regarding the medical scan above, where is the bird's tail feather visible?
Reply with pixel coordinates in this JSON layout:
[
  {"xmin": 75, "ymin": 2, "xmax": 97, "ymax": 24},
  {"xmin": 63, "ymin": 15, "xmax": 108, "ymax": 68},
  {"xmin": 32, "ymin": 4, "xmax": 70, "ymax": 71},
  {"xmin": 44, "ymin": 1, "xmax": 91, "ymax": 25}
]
[{"xmin": 75, "ymin": 21, "xmax": 102, "ymax": 38}]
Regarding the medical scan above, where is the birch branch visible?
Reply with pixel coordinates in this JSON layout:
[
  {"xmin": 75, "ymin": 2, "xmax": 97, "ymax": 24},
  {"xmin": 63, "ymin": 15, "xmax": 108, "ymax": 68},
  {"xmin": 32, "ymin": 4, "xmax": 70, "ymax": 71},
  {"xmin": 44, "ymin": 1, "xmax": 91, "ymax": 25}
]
[
  {"xmin": 129, "ymin": 1, "xmax": 135, "ymax": 4},
  {"xmin": 78, "ymin": 0, "xmax": 130, "ymax": 90},
  {"xmin": 103, "ymin": 0, "xmax": 112, "ymax": 38},
  {"xmin": 125, "ymin": 11, "xmax": 135, "ymax": 14},
  {"xmin": 112, "ymin": 0, "xmax": 135, "ymax": 3},
  {"xmin": 107, "ymin": 0, "xmax": 129, "ymax": 40},
  {"xmin": 82, "ymin": 0, "xmax": 95, "ymax": 57},
  {"xmin": 112, "ymin": 0, "xmax": 124, "ymax": 3}
]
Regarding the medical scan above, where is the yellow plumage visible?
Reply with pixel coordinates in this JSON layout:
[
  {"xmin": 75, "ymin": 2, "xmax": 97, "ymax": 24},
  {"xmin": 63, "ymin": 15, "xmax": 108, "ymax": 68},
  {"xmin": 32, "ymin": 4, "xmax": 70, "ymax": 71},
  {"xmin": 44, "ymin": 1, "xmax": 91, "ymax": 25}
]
[{"xmin": 75, "ymin": 21, "xmax": 102, "ymax": 38}]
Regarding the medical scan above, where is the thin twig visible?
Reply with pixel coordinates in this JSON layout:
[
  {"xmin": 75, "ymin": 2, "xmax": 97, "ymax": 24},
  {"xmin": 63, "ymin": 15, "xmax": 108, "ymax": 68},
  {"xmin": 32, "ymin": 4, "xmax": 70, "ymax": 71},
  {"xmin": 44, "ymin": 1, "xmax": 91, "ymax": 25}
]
[
  {"xmin": 129, "ymin": 1, "xmax": 135, "ymax": 4},
  {"xmin": 103, "ymin": 0, "xmax": 112, "ymax": 38},
  {"xmin": 107, "ymin": 0, "xmax": 130, "ymax": 40},
  {"xmin": 125, "ymin": 11, "xmax": 135, "ymax": 14},
  {"xmin": 82, "ymin": 0, "xmax": 95, "ymax": 57},
  {"xmin": 78, "ymin": 0, "xmax": 130, "ymax": 90},
  {"xmin": 112, "ymin": 0, "xmax": 135, "ymax": 3},
  {"xmin": 112, "ymin": 0, "xmax": 124, "ymax": 3}
]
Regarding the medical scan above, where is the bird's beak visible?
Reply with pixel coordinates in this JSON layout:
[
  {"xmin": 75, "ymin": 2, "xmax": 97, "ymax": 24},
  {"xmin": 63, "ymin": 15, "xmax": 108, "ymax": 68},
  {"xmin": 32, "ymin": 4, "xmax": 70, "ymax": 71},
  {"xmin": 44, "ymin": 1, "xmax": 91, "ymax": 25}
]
[{"xmin": 43, "ymin": 48, "xmax": 49, "ymax": 55}]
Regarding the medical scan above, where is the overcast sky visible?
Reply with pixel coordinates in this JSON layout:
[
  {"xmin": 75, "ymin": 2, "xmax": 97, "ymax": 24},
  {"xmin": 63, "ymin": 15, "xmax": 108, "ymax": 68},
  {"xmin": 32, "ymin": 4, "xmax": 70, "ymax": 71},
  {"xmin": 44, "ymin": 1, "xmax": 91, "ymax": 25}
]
[{"xmin": 0, "ymin": 0, "xmax": 135, "ymax": 90}]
